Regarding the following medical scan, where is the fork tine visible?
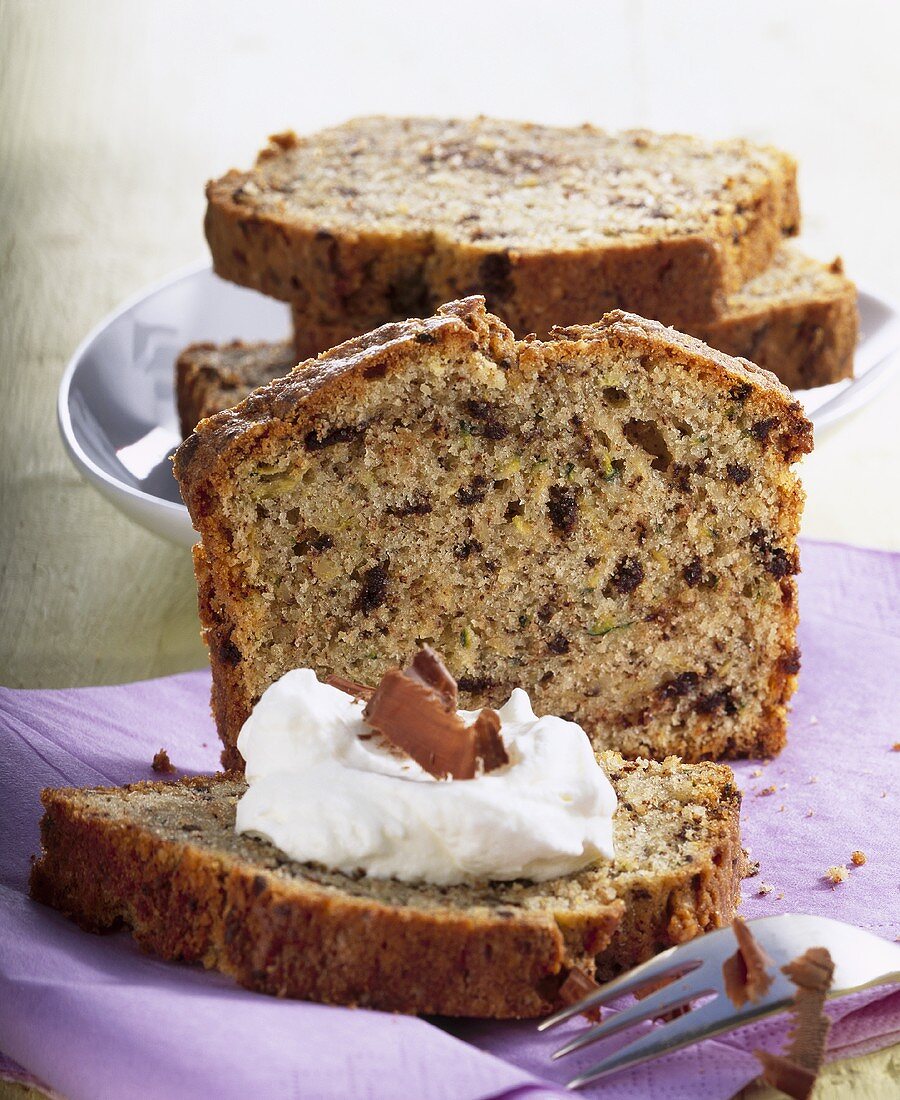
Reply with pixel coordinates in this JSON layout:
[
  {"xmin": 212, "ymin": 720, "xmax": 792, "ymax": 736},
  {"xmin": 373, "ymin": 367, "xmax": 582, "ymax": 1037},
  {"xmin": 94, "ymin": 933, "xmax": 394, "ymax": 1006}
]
[
  {"xmin": 563, "ymin": 997, "xmax": 725, "ymax": 1090},
  {"xmin": 537, "ymin": 946, "xmax": 702, "ymax": 1032},
  {"xmin": 551, "ymin": 979, "xmax": 714, "ymax": 1060}
]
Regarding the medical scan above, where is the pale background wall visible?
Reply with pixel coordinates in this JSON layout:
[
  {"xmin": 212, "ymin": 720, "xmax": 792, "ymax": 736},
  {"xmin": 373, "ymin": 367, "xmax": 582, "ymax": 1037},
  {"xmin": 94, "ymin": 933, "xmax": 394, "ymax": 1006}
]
[{"xmin": 2, "ymin": 0, "xmax": 899, "ymax": 689}]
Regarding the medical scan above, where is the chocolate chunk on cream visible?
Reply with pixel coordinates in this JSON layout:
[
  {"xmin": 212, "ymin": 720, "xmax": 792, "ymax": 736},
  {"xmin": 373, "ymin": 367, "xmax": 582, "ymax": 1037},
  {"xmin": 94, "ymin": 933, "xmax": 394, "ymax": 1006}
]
[{"xmin": 363, "ymin": 647, "xmax": 508, "ymax": 779}]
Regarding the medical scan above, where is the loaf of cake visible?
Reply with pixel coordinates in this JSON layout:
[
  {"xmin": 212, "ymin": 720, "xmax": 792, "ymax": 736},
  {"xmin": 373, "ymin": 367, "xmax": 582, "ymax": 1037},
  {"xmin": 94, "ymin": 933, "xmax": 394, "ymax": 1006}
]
[
  {"xmin": 31, "ymin": 755, "xmax": 745, "ymax": 1018},
  {"xmin": 205, "ymin": 116, "xmax": 799, "ymax": 333},
  {"xmin": 174, "ymin": 297, "xmax": 812, "ymax": 769},
  {"xmin": 176, "ymin": 340, "xmax": 296, "ymax": 434}
]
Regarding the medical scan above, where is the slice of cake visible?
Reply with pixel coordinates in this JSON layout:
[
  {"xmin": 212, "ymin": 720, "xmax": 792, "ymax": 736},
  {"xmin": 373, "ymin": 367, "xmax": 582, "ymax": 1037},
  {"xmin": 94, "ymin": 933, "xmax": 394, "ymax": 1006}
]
[
  {"xmin": 205, "ymin": 117, "xmax": 799, "ymax": 332},
  {"xmin": 287, "ymin": 246, "xmax": 855, "ymax": 392},
  {"xmin": 30, "ymin": 756, "xmax": 745, "ymax": 1018},
  {"xmin": 174, "ymin": 298, "xmax": 812, "ymax": 771},
  {"xmin": 692, "ymin": 249, "xmax": 857, "ymax": 390},
  {"xmin": 176, "ymin": 340, "xmax": 296, "ymax": 435}
]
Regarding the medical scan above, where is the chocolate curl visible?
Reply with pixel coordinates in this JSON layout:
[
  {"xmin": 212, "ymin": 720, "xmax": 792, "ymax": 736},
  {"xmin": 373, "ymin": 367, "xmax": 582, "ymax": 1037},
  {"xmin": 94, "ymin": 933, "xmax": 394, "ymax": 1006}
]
[
  {"xmin": 362, "ymin": 647, "xmax": 508, "ymax": 779},
  {"xmin": 753, "ymin": 946, "xmax": 835, "ymax": 1100},
  {"xmin": 324, "ymin": 673, "xmax": 374, "ymax": 702},
  {"xmin": 406, "ymin": 645, "xmax": 458, "ymax": 710},
  {"xmin": 472, "ymin": 708, "xmax": 506, "ymax": 772},
  {"xmin": 557, "ymin": 968, "xmax": 603, "ymax": 1022},
  {"xmin": 722, "ymin": 917, "xmax": 775, "ymax": 1008}
]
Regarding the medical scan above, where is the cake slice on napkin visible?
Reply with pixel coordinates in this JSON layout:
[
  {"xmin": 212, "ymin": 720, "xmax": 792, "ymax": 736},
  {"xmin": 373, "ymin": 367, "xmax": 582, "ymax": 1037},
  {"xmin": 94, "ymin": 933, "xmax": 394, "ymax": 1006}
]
[
  {"xmin": 174, "ymin": 297, "xmax": 812, "ymax": 768},
  {"xmin": 31, "ymin": 650, "xmax": 746, "ymax": 1018}
]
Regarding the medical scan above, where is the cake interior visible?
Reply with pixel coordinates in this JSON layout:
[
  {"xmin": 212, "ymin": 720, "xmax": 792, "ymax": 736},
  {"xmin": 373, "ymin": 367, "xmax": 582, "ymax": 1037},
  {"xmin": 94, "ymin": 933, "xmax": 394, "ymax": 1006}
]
[{"xmin": 208, "ymin": 324, "xmax": 801, "ymax": 761}]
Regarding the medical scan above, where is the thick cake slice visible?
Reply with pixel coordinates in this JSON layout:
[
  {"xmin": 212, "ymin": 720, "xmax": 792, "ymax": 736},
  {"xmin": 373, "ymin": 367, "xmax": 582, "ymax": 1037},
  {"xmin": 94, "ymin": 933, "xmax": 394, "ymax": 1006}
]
[
  {"xmin": 30, "ymin": 756, "xmax": 745, "ymax": 1018},
  {"xmin": 288, "ymin": 247, "xmax": 856, "ymax": 391},
  {"xmin": 176, "ymin": 340, "xmax": 296, "ymax": 435},
  {"xmin": 174, "ymin": 298, "xmax": 811, "ymax": 769},
  {"xmin": 693, "ymin": 249, "xmax": 857, "ymax": 390},
  {"xmin": 206, "ymin": 116, "xmax": 799, "ymax": 332}
]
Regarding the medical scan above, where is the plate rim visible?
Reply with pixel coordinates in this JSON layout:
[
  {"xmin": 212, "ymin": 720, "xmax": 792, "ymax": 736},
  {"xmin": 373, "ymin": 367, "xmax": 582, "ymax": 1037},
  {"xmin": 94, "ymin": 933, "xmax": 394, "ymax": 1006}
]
[
  {"xmin": 58, "ymin": 264, "xmax": 900, "ymax": 539},
  {"xmin": 57, "ymin": 258, "xmax": 211, "ymax": 521}
]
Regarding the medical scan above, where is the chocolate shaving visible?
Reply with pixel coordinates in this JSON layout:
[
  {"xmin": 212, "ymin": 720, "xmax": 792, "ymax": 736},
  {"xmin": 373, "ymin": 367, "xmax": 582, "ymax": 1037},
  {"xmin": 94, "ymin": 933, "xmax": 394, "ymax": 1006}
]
[
  {"xmin": 557, "ymin": 967, "xmax": 602, "ymax": 1021},
  {"xmin": 722, "ymin": 917, "xmax": 774, "ymax": 1008},
  {"xmin": 471, "ymin": 708, "xmax": 506, "ymax": 772},
  {"xmin": 362, "ymin": 647, "xmax": 508, "ymax": 779},
  {"xmin": 753, "ymin": 946, "xmax": 835, "ymax": 1100},
  {"xmin": 324, "ymin": 673, "xmax": 374, "ymax": 702},
  {"xmin": 754, "ymin": 1052, "xmax": 817, "ymax": 1100},
  {"xmin": 406, "ymin": 645, "xmax": 458, "ymax": 710}
]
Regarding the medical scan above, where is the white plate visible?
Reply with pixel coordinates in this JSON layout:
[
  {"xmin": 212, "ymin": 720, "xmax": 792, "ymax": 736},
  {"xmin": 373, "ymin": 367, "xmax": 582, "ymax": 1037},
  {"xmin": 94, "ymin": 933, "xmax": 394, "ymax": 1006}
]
[{"xmin": 58, "ymin": 263, "xmax": 900, "ymax": 547}]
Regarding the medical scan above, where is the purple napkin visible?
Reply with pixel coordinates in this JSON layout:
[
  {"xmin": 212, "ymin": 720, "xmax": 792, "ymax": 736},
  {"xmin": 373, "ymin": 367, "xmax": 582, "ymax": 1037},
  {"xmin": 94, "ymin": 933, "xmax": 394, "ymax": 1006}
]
[{"xmin": 1, "ymin": 539, "xmax": 898, "ymax": 1099}]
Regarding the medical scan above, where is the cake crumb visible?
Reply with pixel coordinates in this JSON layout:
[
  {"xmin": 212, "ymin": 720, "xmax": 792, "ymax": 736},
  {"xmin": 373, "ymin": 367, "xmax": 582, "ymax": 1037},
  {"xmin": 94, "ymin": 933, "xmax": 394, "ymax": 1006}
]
[
  {"xmin": 807, "ymin": 775, "xmax": 818, "ymax": 784},
  {"xmin": 892, "ymin": 742, "xmax": 900, "ymax": 752},
  {"xmin": 804, "ymin": 809, "xmax": 814, "ymax": 818},
  {"xmin": 758, "ymin": 785, "xmax": 777, "ymax": 797},
  {"xmin": 850, "ymin": 850, "xmax": 867, "ymax": 866},
  {"xmin": 151, "ymin": 749, "xmax": 176, "ymax": 774},
  {"xmin": 757, "ymin": 882, "xmax": 775, "ymax": 896},
  {"xmin": 750, "ymin": 767, "xmax": 763, "ymax": 778},
  {"xmin": 824, "ymin": 866, "xmax": 847, "ymax": 885},
  {"xmin": 746, "ymin": 859, "xmax": 761, "ymax": 878}
]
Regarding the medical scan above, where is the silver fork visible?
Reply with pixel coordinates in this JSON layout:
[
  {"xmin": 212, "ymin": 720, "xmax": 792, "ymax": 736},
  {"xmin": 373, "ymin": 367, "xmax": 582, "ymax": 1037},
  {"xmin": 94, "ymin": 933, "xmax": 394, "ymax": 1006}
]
[{"xmin": 539, "ymin": 914, "xmax": 900, "ymax": 1091}]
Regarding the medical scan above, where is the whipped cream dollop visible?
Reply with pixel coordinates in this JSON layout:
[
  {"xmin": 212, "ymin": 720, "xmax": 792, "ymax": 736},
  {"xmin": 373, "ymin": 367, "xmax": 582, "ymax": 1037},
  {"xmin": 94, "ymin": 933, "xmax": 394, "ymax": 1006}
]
[{"xmin": 235, "ymin": 669, "xmax": 617, "ymax": 886}]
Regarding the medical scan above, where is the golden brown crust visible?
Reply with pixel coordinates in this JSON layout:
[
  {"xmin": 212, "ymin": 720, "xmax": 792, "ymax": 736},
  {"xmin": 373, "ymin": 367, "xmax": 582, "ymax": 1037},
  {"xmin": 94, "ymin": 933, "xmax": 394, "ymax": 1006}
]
[
  {"xmin": 205, "ymin": 117, "xmax": 799, "ymax": 331},
  {"xmin": 30, "ymin": 759, "xmax": 743, "ymax": 1017}
]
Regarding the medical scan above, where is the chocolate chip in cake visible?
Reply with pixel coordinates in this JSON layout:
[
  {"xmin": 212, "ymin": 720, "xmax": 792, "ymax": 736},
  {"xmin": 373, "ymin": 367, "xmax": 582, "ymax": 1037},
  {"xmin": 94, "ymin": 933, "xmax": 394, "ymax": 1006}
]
[
  {"xmin": 219, "ymin": 637, "xmax": 242, "ymax": 666},
  {"xmin": 453, "ymin": 538, "xmax": 482, "ymax": 559},
  {"xmin": 305, "ymin": 424, "xmax": 365, "ymax": 450},
  {"xmin": 683, "ymin": 558, "xmax": 704, "ymax": 587},
  {"xmin": 455, "ymin": 476, "xmax": 490, "ymax": 505},
  {"xmin": 607, "ymin": 556, "xmax": 645, "ymax": 595},
  {"xmin": 659, "ymin": 671, "xmax": 700, "ymax": 699},
  {"xmin": 696, "ymin": 687, "xmax": 738, "ymax": 716},
  {"xmin": 729, "ymin": 383, "xmax": 753, "ymax": 402},
  {"xmin": 457, "ymin": 675, "xmax": 494, "ymax": 694},
  {"xmin": 547, "ymin": 485, "xmax": 578, "ymax": 534},
  {"xmin": 750, "ymin": 417, "xmax": 780, "ymax": 444},
  {"xmin": 778, "ymin": 647, "xmax": 802, "ymax": 675},
  {"xmin": 547, "ymin": 633, "xmax": 570, "ymax": 655},
  {"xmin": 355, "ymin": 563, "xmax": 389, "ymax": 614},
  {"xmin": 727, "ymin": 463, "xmax": 752, "ymax": 485},
  {"xmin": 749, "ymin": 529, "xmax": 798, "ymax": 578}
]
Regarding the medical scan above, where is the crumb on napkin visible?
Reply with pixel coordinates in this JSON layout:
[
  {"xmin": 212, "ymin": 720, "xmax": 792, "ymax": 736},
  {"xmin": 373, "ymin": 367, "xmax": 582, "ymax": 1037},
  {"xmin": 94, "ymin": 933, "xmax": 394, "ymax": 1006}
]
[{"xmin": 151, "ymin": 749, "xmax": 176, "ymax": 774}]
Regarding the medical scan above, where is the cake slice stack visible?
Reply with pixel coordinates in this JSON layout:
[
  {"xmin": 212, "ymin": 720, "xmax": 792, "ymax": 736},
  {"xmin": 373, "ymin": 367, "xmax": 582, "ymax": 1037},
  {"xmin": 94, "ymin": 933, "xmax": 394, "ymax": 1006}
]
[{"xmin": 176, "ymin": 116, "xmax": 856, "ymax": 432}]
